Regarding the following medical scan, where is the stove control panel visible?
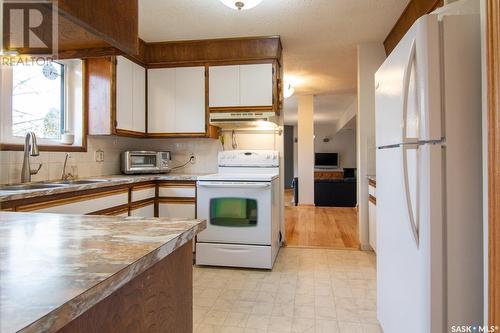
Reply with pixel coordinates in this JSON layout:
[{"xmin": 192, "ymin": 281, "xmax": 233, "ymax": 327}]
[{"xmin": 218, "ymin": 150, "xmax": 279, "ymax": 167}]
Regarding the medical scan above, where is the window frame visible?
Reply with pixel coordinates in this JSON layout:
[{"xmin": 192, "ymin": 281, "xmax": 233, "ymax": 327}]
[{"xmin": 0, "ymin": 60, "xmax": 87, "ymax": 152}]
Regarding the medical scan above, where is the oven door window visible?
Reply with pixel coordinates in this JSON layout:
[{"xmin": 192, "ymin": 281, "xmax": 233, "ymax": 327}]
[{"xmin": 210, "ymin": 198, "xmax": 258, "ymax": 227}]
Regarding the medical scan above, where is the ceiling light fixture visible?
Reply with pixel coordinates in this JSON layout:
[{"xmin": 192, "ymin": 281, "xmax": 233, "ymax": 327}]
[
  {"xmin": 220, "ymin": 0, "xmax": 264, "ymax": 11},
  {"xmin": 284, "ymin": 83, "xmax": 295, "ymax": 99}
]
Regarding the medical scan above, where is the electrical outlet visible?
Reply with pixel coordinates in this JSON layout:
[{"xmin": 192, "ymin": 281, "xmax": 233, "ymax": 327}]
[
  {"xmin": 95, "ymin": 150, "xmax": 104, "ymax": 162},
  {"xmin": 189, "ymin": 153, "xmax": 196, "ymax": 164}
]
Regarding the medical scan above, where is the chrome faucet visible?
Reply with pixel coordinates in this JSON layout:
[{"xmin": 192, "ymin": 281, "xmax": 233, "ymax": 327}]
[
  {"xmin": 61, "ymin": 153, "xmax": 73, "ymax": 180},
  {"xmin": 21, "ymin": 132, "xmax": 42, "ymax": 183}
]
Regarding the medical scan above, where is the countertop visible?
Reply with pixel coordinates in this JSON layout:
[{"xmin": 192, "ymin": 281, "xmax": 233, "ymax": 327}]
[
  {"xmin": 0, "ymin": 173, "xmax": 209, "ymax": 202},
  {"xmin": 0, "ymin": 212, "xmax": 206, "ymax": 333}
]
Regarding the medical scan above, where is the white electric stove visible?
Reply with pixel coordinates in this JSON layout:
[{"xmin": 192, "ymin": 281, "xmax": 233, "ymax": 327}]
[{"xmin": 196, "ymin": 150, "xmax": 280, "ymax": 269}]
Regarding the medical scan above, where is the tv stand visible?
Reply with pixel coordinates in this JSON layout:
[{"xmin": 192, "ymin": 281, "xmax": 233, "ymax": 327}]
[{"xmin": 314, "ymin": 170, "xmax": 344, "ymax": 179}]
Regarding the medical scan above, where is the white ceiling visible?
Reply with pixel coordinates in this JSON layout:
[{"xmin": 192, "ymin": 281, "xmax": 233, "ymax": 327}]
[{"xmin": 139, "ymin": 0, "xmax": 409, "ymax": 122}]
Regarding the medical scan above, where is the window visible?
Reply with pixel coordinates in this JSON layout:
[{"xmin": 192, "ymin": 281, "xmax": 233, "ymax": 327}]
[
  {"xmin": 11, "ymin": 62, "xmax": 65, "ymax": 139},
  {"xmin": 1, "ymin": 59, "xmax": 83, "ymax": 148}
]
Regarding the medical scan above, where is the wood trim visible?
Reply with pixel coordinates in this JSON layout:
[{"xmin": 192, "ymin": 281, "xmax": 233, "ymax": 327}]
[
  {"xmin": 131, "ymin": 184, "xmax": 157, "ymax": 191},
  {"xmin": 209, "ymin": 105, "xmax": 274, "ymax": 113},
  {"xmin": 91, "ymin": 204, "xmax": 130, "ymax": 216},
  {"xmin": 130, "ymin": 198, "xmax": 156, "ymax": 210},
  {"xmin": 0, "ymin": 144, "xmax": 87, "ymax": 152},
  {"xmin": 146, "ymin": 132, "xmax": 210, "ymax": 138},
  {"xmin": 488, "ymin": 0, "xmax": 500, "ymax": 326},
  {"xmin": 158, "ymin": 181, "xmax": 196, "ymax": 187},
  {"xmin": 57, "ymin": 0, "xmax": 139, "ymax": 56},
  {"xmin": 143, "ymin": 36, "xmax": 282, "ymax": 68},
  {"xmin": 383, "ymin": 0, "xmax": 443, "ymax": 55},
  {"xmin": 158, "ymin": 197, "xmax": 196, "ymax": 204},
  {"xmin": 86, "ymin": 57, "xmax": 114, "ymax": 136},
  {"xmin": 114, "ymin": 129, "xmax": 147, "ymax": 138}
]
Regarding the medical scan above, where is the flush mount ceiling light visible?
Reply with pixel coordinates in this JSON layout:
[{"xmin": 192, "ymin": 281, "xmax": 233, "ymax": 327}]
[
  {"xmin": 220, "ymin": 0, "xmax": 264, "ymax": 11},
  {"xmin": 284, "ymin": 83, "xmax": 295, "ymax": 99}
]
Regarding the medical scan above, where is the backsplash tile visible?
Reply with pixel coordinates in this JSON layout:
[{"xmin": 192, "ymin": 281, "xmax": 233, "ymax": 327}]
[{"xmin": 0, "ymin": 130, "xmax": 279, "ymax": 185}]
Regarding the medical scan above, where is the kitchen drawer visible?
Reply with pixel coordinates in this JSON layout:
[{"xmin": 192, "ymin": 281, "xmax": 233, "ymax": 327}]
[
  {"xmin": 19, "ymin": 190, "xmax": 129, "ymax": 215},
  {"xmin": 131, "ymin": 185, "xmax": 156, "ymax": 202},
  {"xmin": 196, "ymin": 242, "xmax": 273, "ymax": 269},
  {"xmin": 159, "ymin": 202, "xmax": 195, "ymax": 219},
  {"xmin": 159, "ymin": 186, "xmax": 196, "ymax": 198}
]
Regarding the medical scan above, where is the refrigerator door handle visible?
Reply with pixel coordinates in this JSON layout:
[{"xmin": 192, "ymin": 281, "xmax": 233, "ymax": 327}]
[
  {"xmin": 402, "ymin": 143, "xmax": 419, "ymax": 246},
  {"xmin": 402, "ymin": 39, "xmax": 417, "ymax": 142}
]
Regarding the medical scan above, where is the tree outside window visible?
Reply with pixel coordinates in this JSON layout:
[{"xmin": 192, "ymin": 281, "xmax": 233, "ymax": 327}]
[{"xmin": 11, "ymin": 62, "xmax": 64, "ymax": 140}]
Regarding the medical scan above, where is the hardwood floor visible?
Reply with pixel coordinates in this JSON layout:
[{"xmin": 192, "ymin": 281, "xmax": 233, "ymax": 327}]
[{"xmin": 284, "ymin": 190, "xmax": 360, "ymax": 249}]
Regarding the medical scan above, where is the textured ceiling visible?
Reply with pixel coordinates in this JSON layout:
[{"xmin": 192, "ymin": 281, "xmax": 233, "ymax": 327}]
[{"xmin": 139, "ymin": 0, "xmax": 409, "ymax": 121}]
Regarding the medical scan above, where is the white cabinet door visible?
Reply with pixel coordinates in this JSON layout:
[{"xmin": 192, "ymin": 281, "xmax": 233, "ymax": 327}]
[
  {"xmin": 369, "ymin": 200, "xmax": 376, "ymax": 252},
  {"xmin": 209, "ymin": 65, "xmax": 239, "ymax": 107},
  {"xmin": 147, "ymin": 68, "xmax": 176, "ymax": 133},
  {"xmin": 116, "ymin": 56, "xmax": 134, "ymax": 131},
  {"xmin": 159, "ymin": 203, "xmax": 195, "ymax": 219},
  {"xmin": 240, "ymin": 63, "xmax": 273, "ymax": 106},
  {"xmin": 29, "ymin": 192, "xmax": 129, "ymax": 215},
  {"xmin": 131, "ymin": 204, "xmax": 155, "ymax": 218},
  {"xmin": 132, "ymin": 64, "xmax": 146, "ymax": 133},
  {"xmin": 175, "ymin": 67, "xmax": 205, "ymax": 133}
]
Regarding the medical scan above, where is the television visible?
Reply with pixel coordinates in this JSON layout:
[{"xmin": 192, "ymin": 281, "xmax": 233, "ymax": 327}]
[{"xmin": 315, "ymin": 153, "xmax": 339, "ymax": 169}]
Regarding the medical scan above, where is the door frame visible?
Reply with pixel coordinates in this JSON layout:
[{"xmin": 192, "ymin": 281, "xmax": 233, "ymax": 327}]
[{"xmin": 487, "ymin": 0, "xmax": 500, "ymax": 326}]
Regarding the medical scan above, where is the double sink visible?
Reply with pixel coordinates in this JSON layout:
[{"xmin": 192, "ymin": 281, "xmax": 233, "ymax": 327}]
[{"xmin": 0, "ymin": 179, "xmax": 111, "ymax": 192}]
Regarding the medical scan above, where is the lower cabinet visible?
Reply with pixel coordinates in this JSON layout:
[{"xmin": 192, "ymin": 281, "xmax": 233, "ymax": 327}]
[
  {"xmin": 17, "ymin": 189, "xmax": 129, "ymax": 215},
  {"xmin": 158, "ymin": 201, "xmax": 196, "ymax": 219},
  {"xmin": 131, "ymin": 202, "xmax": 155, "ymax": 218},
  {"xmin": 368, "ymin": 195, "xmax": 377, "ymax": 252}
]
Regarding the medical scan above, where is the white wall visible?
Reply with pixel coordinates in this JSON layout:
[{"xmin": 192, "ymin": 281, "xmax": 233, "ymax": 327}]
[
  {"xmin": 357, "ymin": 43, "xmax": 386, "ymax": 250},
  {"xmin": 314, "ymin": 124, "xmax": 356, "ymax": 168},
  {"xmin": 293, "ymin": 125, "xmax": 298, "ymax": 177},
  {"xmin": 297, "ymin": 95, "xmax": 315, "ymax": 205}
]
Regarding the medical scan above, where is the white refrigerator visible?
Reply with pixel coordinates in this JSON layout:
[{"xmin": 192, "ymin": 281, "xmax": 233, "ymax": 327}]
[{"xmin": 375, "ymin": 3, "xmax": 483, "ymax": 333}]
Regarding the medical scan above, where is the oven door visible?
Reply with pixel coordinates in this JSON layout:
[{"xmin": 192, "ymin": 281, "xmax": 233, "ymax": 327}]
[
  {"xmin": 128, "ymin": 153, "xmax": 160, "ymax": 173},
  {"xmin": 196, "ymin": 181, "xmax": 272, "ymax": 245}
]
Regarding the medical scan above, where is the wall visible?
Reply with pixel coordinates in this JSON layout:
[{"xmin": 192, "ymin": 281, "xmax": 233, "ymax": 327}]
[
  {"xmin": 314, "ymin": 124, "xmax": 356, "ymax": 168},
  {"xmin": 0, "ymin": 129, "xmax": 281, "ymax": 184},
  {"xmin": 357, "ymin": 43, "xmax": 386, "ymax": 251},
  {"xmin": 297, "ymin": 96, "xmax": 315, "ymax": 205}
]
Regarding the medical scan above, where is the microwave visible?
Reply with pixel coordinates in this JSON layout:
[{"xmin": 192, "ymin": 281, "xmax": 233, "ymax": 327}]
[{"xmin": 121, "ymin": 151, "xmax": 171, "ymax": 174}]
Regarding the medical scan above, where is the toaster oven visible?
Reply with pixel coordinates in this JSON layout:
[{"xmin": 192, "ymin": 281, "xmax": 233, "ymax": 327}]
[{"xmin": 121, "ymin": 151, "xmax": 171, "ymax": 174}]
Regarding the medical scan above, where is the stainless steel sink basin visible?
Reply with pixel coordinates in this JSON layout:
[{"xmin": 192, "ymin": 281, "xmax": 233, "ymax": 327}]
[
  {"xmin": 51, "ymin": 179, "xmax": 111, "ymax": 185},
  {"xmin": 0, "ymin": 183, "xmax": 68, "ymax": 191}
]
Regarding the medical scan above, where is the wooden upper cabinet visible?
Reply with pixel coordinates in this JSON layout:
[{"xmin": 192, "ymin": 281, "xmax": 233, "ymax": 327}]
[
  {"xmin": 147, "ymin": 68, "xmax": 176, "ymax": 134},
  {"xmin": 175, "ymin": 67, "xmax": 206, "ymax": 133},
  {"xmin": 209, "ymin": 65, "xmax": 240, "ymax": 107},
  {"xmin": 209, "ymin": 64, "xmax": 273, "ymax": 108},
  {"xmin": 148, "ymin": 66, "xmax": 207, "ymax": 135},
  {"xmin": 115, "ymin": 56, "xmax": 146, "ymax": 134},
  {"xmin": 240, "ymin": 64, "xmax": 273, "ymax": 106},
  {"xmin": 86, "ymin": 56, "xmax": 146, "ymax": 137}
]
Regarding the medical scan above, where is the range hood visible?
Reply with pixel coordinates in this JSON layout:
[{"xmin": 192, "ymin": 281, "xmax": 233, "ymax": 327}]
[{"xmin": 209, "ymin": 111, "xmax": 278, "ymax": 128}]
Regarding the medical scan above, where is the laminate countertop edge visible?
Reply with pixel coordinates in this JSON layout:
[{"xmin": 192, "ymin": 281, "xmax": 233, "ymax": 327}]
[{"xmin": 0, "ymin": 213, "xmax": 206, "ymax": 333}]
